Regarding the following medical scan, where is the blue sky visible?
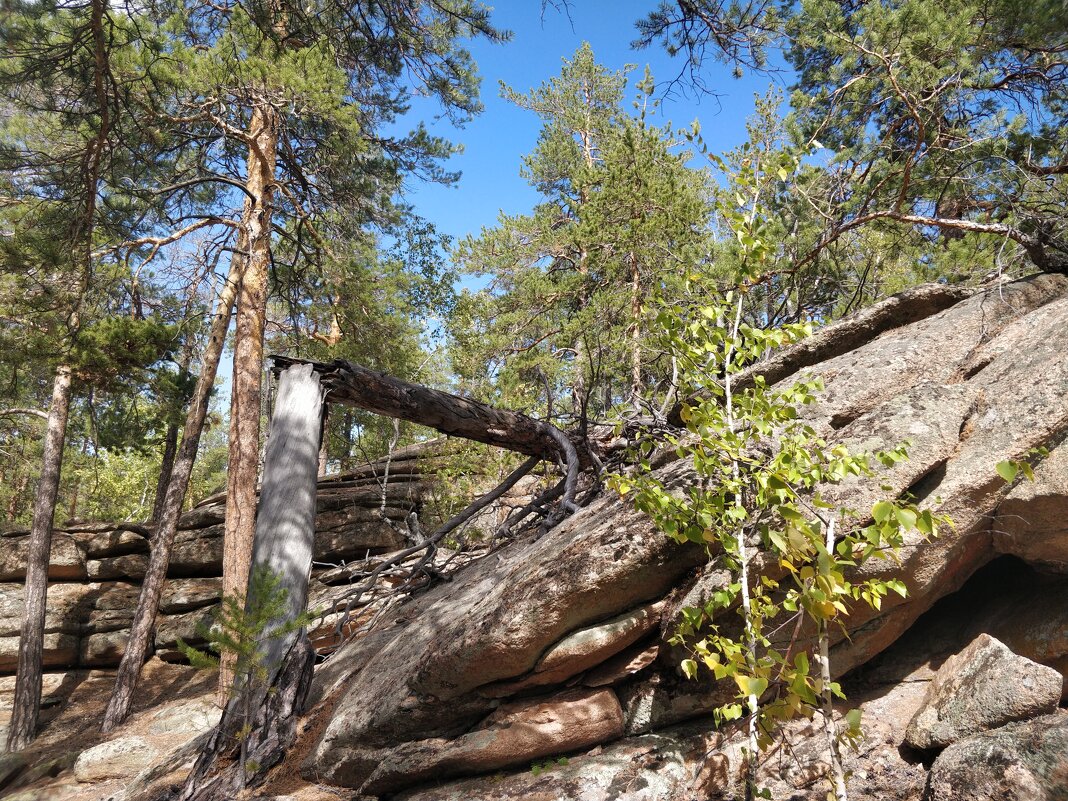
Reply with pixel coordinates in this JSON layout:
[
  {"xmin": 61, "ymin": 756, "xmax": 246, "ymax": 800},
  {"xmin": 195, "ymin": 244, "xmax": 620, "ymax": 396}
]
[{"xmin": 399, "ymin": 1, "xmax": 793, "ymax": 247}]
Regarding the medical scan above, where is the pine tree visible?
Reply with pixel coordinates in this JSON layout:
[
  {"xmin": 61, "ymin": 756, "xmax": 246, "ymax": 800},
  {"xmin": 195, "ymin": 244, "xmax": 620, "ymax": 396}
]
[{"xmin": 452, "ymin": 45, "xmax": 711, "ymax": 426}]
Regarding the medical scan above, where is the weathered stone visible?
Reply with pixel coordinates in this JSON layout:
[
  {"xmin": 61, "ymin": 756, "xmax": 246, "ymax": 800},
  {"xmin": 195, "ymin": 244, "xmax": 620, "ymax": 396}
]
[
  {"xmin": 153, "ymin": 606, "xmax": 214, "ymax": 661},
  {"xmin": 993, "ymin": 443, "xmax": 1068, "ymax": 572},
  {"xmin": 357, "ymin": 688, "xmax": 626, "ymax": 795},
  {"xmin": 0, "ymin": 632, "xmax": 80, "ymax": 671},
  {"xmin": 905, "ymin": 634, "xmax": 1062, "ymax": 751},
  {"xmin": 0, "ymin": 532, "xmax": 86, "ymax": 580},
  {"xmin": 618, "ymin": 672, "xmax": 734, "ymax": 736},
  {"xmin": 73, "ymin": 736, "xmax": 159, "ymax": 782},
  {"xmin": 0, "ymin": 582, "xmax": 90, "ymax": 637},
  {"xmin": 145, "ymin": 698, "xmax": 221, "ymax": 736},
  {"xmin": 480, "ymin": 602, "xmax": 664, "ymax": 696},
  {"xmin": 159, "ymin": 578, "xmax": 221, "ymax": 614},
  {"xmin": 10, "ymin": 751, "xmax": 78, "ymax": 789},
  {"xmin": 312, "ymin": 520, "xmax": 407, "ymax": 562},
  {"xmin": 80, "ymin": 629, "xmax": 130, "ymax": 667},
  {"xmin": 584, "ymin": 641, "xmax": 659, "ymax": 688},
  {"xmin": 307, "ymin": 477, "xmax": 706, "ymax": 783},
  {"xmin": 69, "ymin": 528, "xmax": 149, "ymax": 559},
  {"xmin": 925, "ymin": 712, "xmax": 1068, "ymax": 801},
  {"xmin": 170, "ymin": 524, "xmax": 224, "ymax": 575},
  {"xmin": 394, "ymin": 723, "xmax": 722, "ymax": 801},
  {"xmin": 85, "ymin": 553, "xmax": 150, "ymax": 581},
  {"xmin": 0, "ymin": 752, "xmax": 29, "ymax": 790},
  {"xmin": 177, "ymin": 503, "xmax": 226, "ymax": 530}
]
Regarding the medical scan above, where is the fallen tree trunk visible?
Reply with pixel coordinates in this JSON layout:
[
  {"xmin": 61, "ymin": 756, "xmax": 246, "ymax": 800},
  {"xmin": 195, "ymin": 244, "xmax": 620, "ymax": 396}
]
[{"xmin": 273, "ymin": 356, "xmax": 589, "ymax": 467}]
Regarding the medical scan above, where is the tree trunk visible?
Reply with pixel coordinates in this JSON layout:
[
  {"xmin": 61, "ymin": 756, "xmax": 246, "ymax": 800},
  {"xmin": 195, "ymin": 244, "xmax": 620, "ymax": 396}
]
[
  {"xmin": 221, "ymin": 102, "xmax": 279, "ymax": 702},
  {"xmin": 6, "ymin": 472, "xmax": 27, "ymax": 521},
  {"xmin": 152, "ymin": 333, "xmax": 196, "ymax": 525},
  {"xmin": 178, "ymin": 363, "xmax": 322, "ymax": 800},
  {"xmin": 628, "ymin": 250, "xmax": 642, "ymax": 407},
  {"xmin": 6, "ymin": 364, "xmax": 73, "ymax": 752},
  {"xmin": 285, "ymin": 358, "xmax": 589, "ymax": 467},
  {"xmin": 101, "ymin": 257, "xmax": 244, "ymax": 733}
]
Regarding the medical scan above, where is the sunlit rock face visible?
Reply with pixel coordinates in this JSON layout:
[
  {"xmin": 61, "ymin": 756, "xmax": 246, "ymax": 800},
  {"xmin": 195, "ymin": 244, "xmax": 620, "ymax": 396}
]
[{"xmin": 300, "ymin": 274, "xmax": 1068, "ymax": 798}]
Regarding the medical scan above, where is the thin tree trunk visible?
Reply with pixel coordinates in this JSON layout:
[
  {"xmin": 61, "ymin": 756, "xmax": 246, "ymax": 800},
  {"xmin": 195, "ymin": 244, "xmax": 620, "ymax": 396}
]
[
  {"xmin": 221, "ymin": 102, "xmax": 279, "ymax": 702},
  {"xmin": 6, "ymin": 365, "xmax": 73, "ymax": 752},
  {"xmin": 101, "ymin": 257, "xmax": 243, "ymax": 733},
  {"xmin": 6, "ymin": 0, "xmax": 111, "ymax": 751},
  {"xmin": 318, "ymin": 426, "xmax": 329, "ymax": 477},
  {"xmin": 628, "ymin": 250, "xmax": 642, "ymax": 406},
  {"xmin": 819, "ymin": 518, "xmax": 849, "ymax": 801},
  {"xmin": 723, "ymin": 296, "xmax": 759, "ymax": 801},
  {"xmin": 152, "ymin": 332, "xmax": 196, "ymax": 525},
  {"xmin": 152, "ymin": 423, "xmax": 179, "ymax": 525}
]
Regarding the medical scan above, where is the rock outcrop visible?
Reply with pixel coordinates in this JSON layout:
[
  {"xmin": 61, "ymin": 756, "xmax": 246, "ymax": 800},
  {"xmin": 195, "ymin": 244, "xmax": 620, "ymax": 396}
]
[
  {"xmin": 8, "ymin": 274, "xmax": 1068, "ymax": 801},
  {"xmin": 297, "ymin": 274, "xmax": 1068, "ymax": 798},
  {"xmin": 925, "ymin": 712, "xmax": 1068, "ymax": 801},
  {"xmin": 0, "ymin": 448, "xmax": 425, "ymax": 675},
  {"xmin": 904, "ymin": 633, "xmax": 1062, "ymax": 751}
]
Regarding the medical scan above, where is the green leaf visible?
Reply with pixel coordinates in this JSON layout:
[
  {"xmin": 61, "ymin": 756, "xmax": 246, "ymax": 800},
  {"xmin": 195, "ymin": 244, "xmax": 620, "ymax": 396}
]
[
  {"xmin": 895, "ymin": 507, "xmax": 917, "ymax": 529},
  {"xmin": 996, "ymin": 460, "xmax": 1018, "ymax": 482},
  {"xmin": 680, "ymin": 659, "xmax": 698, "ymax": 680},
  {"xmin": 872, "ymin": 500, "xmax": 893, "ymax": 523},
  {"xmin": 735, "ymin": 674, "xmax": 769, "ymax": 697}
]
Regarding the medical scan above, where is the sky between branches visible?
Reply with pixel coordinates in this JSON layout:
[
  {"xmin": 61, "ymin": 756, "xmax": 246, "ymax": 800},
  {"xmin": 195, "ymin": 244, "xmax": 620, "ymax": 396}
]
[{"xmin": 396, "ymin": 1, "xmax": 792, "ymax": 247}]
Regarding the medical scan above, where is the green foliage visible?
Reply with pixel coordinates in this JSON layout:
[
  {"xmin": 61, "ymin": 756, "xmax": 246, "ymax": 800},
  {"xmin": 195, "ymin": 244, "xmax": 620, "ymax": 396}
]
[
  {"xmin": 179, "ymin": 565, "xmax": 314, "ymax": 782},
  {"xmin": 530, "ymin": 756, "xmax": 569, "ymax": 776},
  {"xmin": 996, "ymin": 448, "xmax": 1048, "ymax": 484},
  {"xmin": 178, "ymin": 565, "xmax": 311, "ymax": 679},
  {"xmin": 638, "ymin": 0, "xmax": 1068, "ymax": 274},
  {"xmin": 450, "ymin": 45, "xmax": 713, "ymax": 421},
  {"xmin": 610, "ymin": 165, "xmax": 950, "ymax": 798}
]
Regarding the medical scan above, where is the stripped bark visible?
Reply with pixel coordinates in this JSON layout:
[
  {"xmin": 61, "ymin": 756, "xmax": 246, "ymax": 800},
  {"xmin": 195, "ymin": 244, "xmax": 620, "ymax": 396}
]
[
  {"xmin": 221, "ymin": 102, "xmax": 280, "ymax": 702},
  {"xmin": 178, "ymin": 362, "xmax": 323, "ymax": 799},
  {"xmin": 102, "ymin": 257, "xmax": 244, "ymax": 733},
  {"xmin": 275, "ymin": 357, "xmax": 590, "ymax": 468}
]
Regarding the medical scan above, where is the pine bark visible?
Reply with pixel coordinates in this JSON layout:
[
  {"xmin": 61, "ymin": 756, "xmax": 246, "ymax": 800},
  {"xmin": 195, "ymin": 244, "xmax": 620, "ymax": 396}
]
[
  {"xmin": 101, "ymin": 257, "xmax": 244, "ymax": 733},
  {"xmin": 151, "ymin": 332, "xmax": 196, "ymax": 524},
  {"xmin": 6, "ymin": 365, "xmax": 73, "ymax": 751},
  {"xmin": 220, "ymin": 102, "xmax": 279, "ymax": 701}
]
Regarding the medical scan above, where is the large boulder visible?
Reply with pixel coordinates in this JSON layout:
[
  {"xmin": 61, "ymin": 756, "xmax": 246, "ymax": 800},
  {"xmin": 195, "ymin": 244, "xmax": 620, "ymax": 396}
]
[
  {"xmin": 300, "ymin": 274, "xmax": 1068, "ymax": 796},
  {"xmin": 925, "ymin": 712, "xmax": 1068, "ymax": 801},
  {"xmin": 305, "ymin": 481, "xmax": 706, "ymax": 786},
  {"xmin": 73, "ymin": 736, "xmax": 158, "ymax": 782},
  {"xmin": 904, "ymin": 634, "xmax": 1062, "ymax": 751}
]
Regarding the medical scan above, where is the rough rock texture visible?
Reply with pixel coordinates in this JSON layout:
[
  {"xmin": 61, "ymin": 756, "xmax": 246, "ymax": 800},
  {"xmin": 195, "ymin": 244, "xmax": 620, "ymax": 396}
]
[
  {"xmin": 300, "ymin": 274, "xmax": 1068, "ymax": 797},
  {"xmin": 394, "ymin": 724, "xmax": 726, "ymax": 801},
  {"xmin": 305, "ymin": 474, "xmax": 706, "ymax": 787},
  {"xmin": 11, "ymin": 276, "xmax": 1068, "ymax": 801},
  {"xmin": 925, "ymin": 712, "xmax": 1068, "ymax": 801},
  {"xmin": 73, "ymin": 736, "xmax": 159, "ymax": 782},
  {"xmin": 358, "ymin": 688, "xmax": 626, "ymax": 795},
  {"xmin": 904, "ymin": 634, "xmax": 1062, "ymax": 751},
  {"xmin": 0, "ymin": 453, "xmax": 425, "ymax": 674}
]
